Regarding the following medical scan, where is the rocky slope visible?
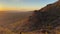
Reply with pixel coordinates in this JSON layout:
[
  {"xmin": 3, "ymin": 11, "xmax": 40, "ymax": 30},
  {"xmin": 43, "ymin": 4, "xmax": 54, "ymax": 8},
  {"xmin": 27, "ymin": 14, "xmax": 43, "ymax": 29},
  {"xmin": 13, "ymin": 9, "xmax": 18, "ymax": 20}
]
[
  {"xmin": 17, "ymin": 0, "xmax": 60, "ymax": 33},
  {"xmin": 1, "ymin": 0, "xmax": 60, "ymax": 34}
]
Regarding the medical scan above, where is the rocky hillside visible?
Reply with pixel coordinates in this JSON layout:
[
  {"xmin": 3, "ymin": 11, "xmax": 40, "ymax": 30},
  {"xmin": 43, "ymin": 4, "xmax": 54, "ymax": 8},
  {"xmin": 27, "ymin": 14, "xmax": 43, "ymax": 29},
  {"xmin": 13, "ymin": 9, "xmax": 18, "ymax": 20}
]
[
  {"xmin": 16, "ymin": 0, "xmax": 60, "ymax": 33},
  {"xmin": 1, "ymin": 0, "xmax": 60, "ymax": 34},
  {"xmin": 18, "ymin": 1, "xmax": 60, "ymax": 31}
]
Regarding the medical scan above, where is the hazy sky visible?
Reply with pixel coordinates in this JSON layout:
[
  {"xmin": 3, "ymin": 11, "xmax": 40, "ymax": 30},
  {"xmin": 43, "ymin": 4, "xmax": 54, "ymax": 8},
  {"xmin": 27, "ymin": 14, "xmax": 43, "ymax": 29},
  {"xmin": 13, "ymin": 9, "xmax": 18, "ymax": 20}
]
[{"xmin": 0, "ymin": 0, "xmax": 57, "ymax": 11}]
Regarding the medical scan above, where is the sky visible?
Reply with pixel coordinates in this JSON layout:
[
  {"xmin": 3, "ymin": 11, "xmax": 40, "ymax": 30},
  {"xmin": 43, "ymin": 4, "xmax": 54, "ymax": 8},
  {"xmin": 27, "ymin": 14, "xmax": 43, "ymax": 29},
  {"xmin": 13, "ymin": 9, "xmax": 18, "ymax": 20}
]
[{"xmin": 0, "ymin": 0, "xmax": 58, "ymax": 11}]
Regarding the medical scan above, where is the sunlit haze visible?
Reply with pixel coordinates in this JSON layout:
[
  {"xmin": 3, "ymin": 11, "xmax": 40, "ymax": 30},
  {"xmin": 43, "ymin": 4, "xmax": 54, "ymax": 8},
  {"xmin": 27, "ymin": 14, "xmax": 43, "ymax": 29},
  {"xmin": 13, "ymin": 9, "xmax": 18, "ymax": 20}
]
[{"xmin": 0, "ymin": 0, "xmax": 57, "ymax": 11}]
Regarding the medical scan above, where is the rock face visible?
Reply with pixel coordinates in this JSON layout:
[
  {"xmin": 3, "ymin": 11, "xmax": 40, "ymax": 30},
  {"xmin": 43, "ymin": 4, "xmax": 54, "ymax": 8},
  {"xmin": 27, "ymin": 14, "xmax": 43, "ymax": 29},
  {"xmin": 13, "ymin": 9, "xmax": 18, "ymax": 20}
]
[{"xmin": 21, "ymin": 0, "xmax": 60, "ymax": 32}]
